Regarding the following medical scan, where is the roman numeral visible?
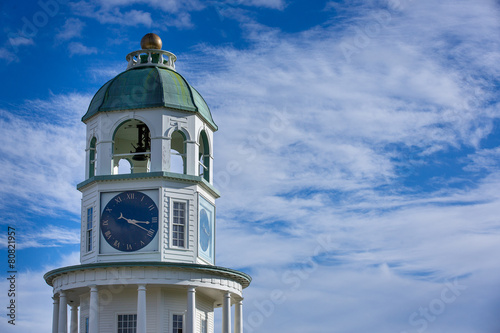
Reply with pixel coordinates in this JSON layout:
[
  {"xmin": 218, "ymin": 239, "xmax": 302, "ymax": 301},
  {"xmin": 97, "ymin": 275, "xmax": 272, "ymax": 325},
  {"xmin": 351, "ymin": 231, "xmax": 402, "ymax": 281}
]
[
  {"xmin": 147, "ymin": 229, "xmax": 155, "ymax": 238},
  {"xmin": 152, "ymin": 217, "xmax": 158, "ymax": 224},
  {"xmin": 126, "ymin": 244, "xmax": 133, "ymax": 250},
  {"xmin": 105, "ymin": 208, "xmax": 112, "ymax": 213},
  {"xmin": 105, "ymin": 231, "xmax": 112, "ymax": 239},
  {"xmin": 126, "ymin": 193, "xmax": 134, "ymax": 200},
  {"xmin": 140, "ymin": 241, "xmax": 145, "ymax": 246},
  {"xmin": 148, "ymin": 204, "xmax": 155, "ymax": 211},
  {"xmin": 102, "ymin": 220, "xmax": 108, "ymax": 226},
  {"xmin": 114, "ymin": 196, "xmax": 122, "ymax": 203},
  {"xmin": 113, "ymin": 240, "xmax": 120, "ymax": 247}
]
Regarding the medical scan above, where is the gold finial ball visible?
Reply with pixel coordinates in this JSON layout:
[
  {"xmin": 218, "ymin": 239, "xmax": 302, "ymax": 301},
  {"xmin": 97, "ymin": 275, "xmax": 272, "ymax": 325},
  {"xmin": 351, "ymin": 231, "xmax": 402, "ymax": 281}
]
[{"xmin": 141, "ymin": 33, "xmax": 162, "ymax": 50}]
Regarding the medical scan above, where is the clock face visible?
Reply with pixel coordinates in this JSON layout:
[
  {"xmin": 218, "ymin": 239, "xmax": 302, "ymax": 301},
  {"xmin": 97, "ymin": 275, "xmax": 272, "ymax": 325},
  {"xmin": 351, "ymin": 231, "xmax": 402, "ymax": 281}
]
[
  {"xmin": 100, "ymin": 191, "xmax": 159, "ymax": 252},
  {"xmin": 198, "ymin": 195, "xmax": 215, "ymax": 263},
  {"xmin": 199, "ymin": 209, "xmax": 211, "ymax": 252}
]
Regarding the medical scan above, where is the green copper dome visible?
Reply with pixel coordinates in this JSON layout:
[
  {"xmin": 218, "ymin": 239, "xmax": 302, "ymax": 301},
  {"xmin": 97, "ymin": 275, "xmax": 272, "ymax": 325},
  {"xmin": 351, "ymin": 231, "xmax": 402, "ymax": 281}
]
[{"xmin": 82, "ymin": 66, "xmax": 217, "ymax": 130}]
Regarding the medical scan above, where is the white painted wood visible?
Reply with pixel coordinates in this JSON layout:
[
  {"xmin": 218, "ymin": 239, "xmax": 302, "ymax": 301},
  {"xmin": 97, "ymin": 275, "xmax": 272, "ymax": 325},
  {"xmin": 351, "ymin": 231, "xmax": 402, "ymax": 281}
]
[
  {"xmin": 234, "ymin": 300, "xmax": 243, "ymax": 333},
  {"xmin": 52, "ymin": 296, "xmax": 59, "ymax": 333},
  {"xmin": 89, "ymin": 286, "xmax": 99, "ymax": 333},
  {"xmin": 58, "ymin": 291, "xmax": 67, "ymax": 333},
  {"xmin": 49, "ymin": 49, "xmax": 252, "ymax": 333},
  {"xmin": 187, "ymin": 287, "xmax": 196, "ymax": 333},
  {"xmin": 222, "ymin": 292, "xmax": 232, "ymax": 333},
  {"xmin": 137, "ymin": 285, "xmax": 147, "ymax": 333},
  {"xmin": 70, "ymin": 305, "xmax": 78, "ymax": 333}
]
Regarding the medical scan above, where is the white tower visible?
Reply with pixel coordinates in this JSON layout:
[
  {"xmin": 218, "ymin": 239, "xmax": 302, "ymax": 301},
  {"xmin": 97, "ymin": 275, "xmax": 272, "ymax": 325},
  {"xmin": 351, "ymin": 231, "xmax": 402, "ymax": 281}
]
[{"xmin": 45, "ymin": 33, "xmax": 251, "ymax": 333}]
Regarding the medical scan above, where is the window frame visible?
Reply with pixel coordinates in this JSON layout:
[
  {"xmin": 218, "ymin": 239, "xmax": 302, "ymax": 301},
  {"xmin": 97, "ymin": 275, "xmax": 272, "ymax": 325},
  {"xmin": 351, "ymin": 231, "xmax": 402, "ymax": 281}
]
[
  {"xmin": 170, "ymin": 130, "xmax": 187, "ymax": 174},
  {"xmin": 84, "ymin": 316, "xmax": 89, "ymax": 333},
  {"xmin": 117, "ymin": 313, "xmax": 137, "ymax": 333},
  {"xmin": 198, "ymin": 130, "xmax": 210, "ymax": 182},
  {"xmin": 86, "ymin": 207, "xmax": 93, "ymax": 252},
  {"xmin": 171, "ymin": 313, "xmax": 185, "ymax": 333},
  {"xmin": 200, "ymin": 317, "xmax": 207, "ymax": 333},
  {"xmin": 89, "ymin": 137, "xmax": 96, "ymax": 178},
  {"xmin": 170, "ymin": 199, "xmax": 188, "ymax": 249}
]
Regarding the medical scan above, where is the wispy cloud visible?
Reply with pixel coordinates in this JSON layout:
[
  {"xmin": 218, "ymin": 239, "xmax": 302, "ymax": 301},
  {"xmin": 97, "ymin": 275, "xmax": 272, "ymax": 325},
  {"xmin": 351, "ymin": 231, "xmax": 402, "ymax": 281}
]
[
  {"xmin": 8, "ymin": 36, "xmax": 34, "ymax": 47},
  {"xmin": 176, "ymin": 2, "xmax": 500, "ymax": 331},
  {"xmin": 70, "ymin": 1, "xmax": 154, "ymax": 27},
  {"xmin": 0, "ymin": 94, "xmax": 89, "ymax": 216},
  {"xmin": 0, "ymin": 47, "xmax": 15, "ymax": 61},
  {"xmin": 0, "ymin": 225, "xmax": 80, "ymax": 249},
  {"xmin": 55, "ymin": 18, "xmax": 86, "ymax": 42},
  {"xmin": 0, "ymin": 252, "xmax": 80, "ymax": 332},
  {"xmin": 68, "ymin": 41, "xmax": 98, "ymax": 56},
  {"xmin": 464, "ymin": 147, "xmax": 500, "ymax": 172}
]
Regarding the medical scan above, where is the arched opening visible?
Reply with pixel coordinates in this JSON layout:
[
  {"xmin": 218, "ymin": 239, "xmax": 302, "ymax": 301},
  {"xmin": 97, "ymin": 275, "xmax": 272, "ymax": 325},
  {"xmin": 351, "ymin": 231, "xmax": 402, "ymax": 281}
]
[
  {"xmin": 115, "ymin": 158, "xmax": 132, "ymax": 174},
  {"xmin": 112, "ymin": 119, "xmax": 151, "ymax": 174},
  {"xmin": 170, "ymin": 130, "xmax": 186, "ymax": 174},
  {"xmin": 89, "ymin": 137, "xmax": 97, "ymax": 178},
  {"xmin": 198, "ymin": 130, "xmax": 210, "ymax": 181}
]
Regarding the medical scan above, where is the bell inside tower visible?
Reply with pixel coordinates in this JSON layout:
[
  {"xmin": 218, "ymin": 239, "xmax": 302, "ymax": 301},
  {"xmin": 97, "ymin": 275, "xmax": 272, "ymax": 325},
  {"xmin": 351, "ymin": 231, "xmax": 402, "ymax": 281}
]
[{"xmin": 112, "ymin": 119, "xmax": 151, "ymax": 174}]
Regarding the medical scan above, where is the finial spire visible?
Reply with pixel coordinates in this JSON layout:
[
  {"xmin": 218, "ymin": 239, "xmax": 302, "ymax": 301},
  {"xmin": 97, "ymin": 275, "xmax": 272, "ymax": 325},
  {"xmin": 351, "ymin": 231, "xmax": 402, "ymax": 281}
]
[
  {"xmin": 126, "ymin": 33, "xmax": 176, "ymax": 70},
  {"xmin": 141, "ymin": 33, "xmax": 162, "ymax": 50}
]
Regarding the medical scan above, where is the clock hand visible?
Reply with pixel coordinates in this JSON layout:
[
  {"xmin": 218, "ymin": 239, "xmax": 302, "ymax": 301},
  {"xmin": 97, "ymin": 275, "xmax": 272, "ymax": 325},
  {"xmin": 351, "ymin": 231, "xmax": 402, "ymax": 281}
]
[
  {"xmin": 118, "ymin": 213, "xmax": 150, "ymax": 225},
  {"xmin": 129, "ymin": 219, "xmax": 150, "ymax": 224},
  {"xmin": 127, "ymin": 221, "xmax": 149, "ymax": 232},
  {"xmin": 118, "ymin": 213, "xmax": 133, "ymax": 223}
]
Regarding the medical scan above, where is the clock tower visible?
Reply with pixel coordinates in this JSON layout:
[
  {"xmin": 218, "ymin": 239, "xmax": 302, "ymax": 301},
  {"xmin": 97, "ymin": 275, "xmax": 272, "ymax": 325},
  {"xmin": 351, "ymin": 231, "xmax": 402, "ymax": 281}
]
[{"xmin": 45, "ymin": 33, "xmax": 251, "ymax": 333}]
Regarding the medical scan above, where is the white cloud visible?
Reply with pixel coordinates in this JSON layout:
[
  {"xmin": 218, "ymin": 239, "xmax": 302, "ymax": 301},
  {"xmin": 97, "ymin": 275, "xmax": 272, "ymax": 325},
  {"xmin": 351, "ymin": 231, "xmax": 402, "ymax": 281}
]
[
  {"xmin": 68, "ymin": 0, "xmax": 287, "ymax": 29},
  {"xmin": 464, "ymin": 147, "xmax": 500, "ymax": 172},
  {"xmin": 55, "ymin": 18, "xmax": 86, "ymax": 42},
  {"xmin": 0, "ymin": 93, "xmax": 89, "ymax": 216},
  {"xmin": 176, "ymin": 1, "xmax": 500, "ymax": 331},
  {"xmin": 70, "ymin": 2, "xmax": 153, "ymax": 27},
  {"xmin": 20, "ymin": 225, "xmax": 80, "ymax": 249},
  {"xmin": 68, "ymin": 41, "xmax": 98, "ymax": 56},
  {"xmin": 0, "ymin": 225, "xmax": 80, "ymax": 249},
  {"xmin": 7, "ymin": 36, "xmax": 34, "ymax": 47},
  {"xmin": 0, "ymin": 252, "xmax": 80, "ymax": 333},
  {"xmin": 179, "ymin": 0, "xmax": 499, "ymax": 207},
  {"xmin": 0, "ymin": 47, "xmax": 15, "ymax": 61},
  {"xmin": 2, "ymin": 0, "xmax": 499, "ymax": 332},
  {"xmin": 239, "ymin": 0, "xmax": 285, "ymax": 10}
]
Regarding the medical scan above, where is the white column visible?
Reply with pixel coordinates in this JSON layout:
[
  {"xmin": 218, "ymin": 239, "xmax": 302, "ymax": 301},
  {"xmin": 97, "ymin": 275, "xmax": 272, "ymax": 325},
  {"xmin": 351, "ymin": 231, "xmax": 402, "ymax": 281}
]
[
  {"xmin": 89, "ymin": 285, "xmax": 99, "ymax": 333},
  {"xmin": 234, "ymin": 299, "xmax": 243, "ymax": 333},
  {"xmin": 208, "ymin": 154, "xmax": 214, "ymax": 184},
  {"xmin": 70, "ymin": 305, "xmax": 78, "ymax": 333},
  {"xmin": 96, "ymin": 141, "xmax": 112, "ymax": 175},
  {"xmin": 52, "ymin": 296, "xmax": 59, "ymax": 333},
  {"xmin": 187, "ymin": 287, "xmax": 196, "ymax": 333},
  {"xmin": 137, "ymin": 285, "xmax": 147, "ymax": 333},
  {"xmin": 58, "ymin": 291, "xmax": 68, "ymax": 333},
  {"xmin": 150, "ymin": 137, "xmax": 170, "ymax": 172},
  {"xmin": 185, "ymin": 140, "xmax": 197, "ymax": 176},
  {"xmin": 222, "ymin": 292, "xmax": 232, "ymax": 333}
]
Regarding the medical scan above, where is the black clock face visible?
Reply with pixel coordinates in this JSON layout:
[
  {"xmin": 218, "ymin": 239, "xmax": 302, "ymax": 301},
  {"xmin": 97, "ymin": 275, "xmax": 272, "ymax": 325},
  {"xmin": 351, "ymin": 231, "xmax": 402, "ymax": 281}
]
[
  {"xmin": 199, "ymin": 208, "xmax": 211, "ymax": 251},
  {"xmin": 101, "ymin": 191, "xmax": 159, "ymax": 252}
]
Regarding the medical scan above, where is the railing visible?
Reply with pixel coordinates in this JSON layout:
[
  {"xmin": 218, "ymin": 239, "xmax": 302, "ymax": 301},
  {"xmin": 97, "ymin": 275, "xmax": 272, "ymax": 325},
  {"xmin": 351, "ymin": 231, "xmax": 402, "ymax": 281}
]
[{"xmin": 125, "ymin": 49, "xmax": 177, "ymax": 70}]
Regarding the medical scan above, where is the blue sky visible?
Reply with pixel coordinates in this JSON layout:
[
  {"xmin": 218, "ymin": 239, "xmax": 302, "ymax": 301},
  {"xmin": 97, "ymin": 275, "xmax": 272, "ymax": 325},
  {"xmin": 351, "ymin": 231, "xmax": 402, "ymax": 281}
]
[{"xmin": 1, "ymin": 0, "xmax": 500, "ymax": 332}]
